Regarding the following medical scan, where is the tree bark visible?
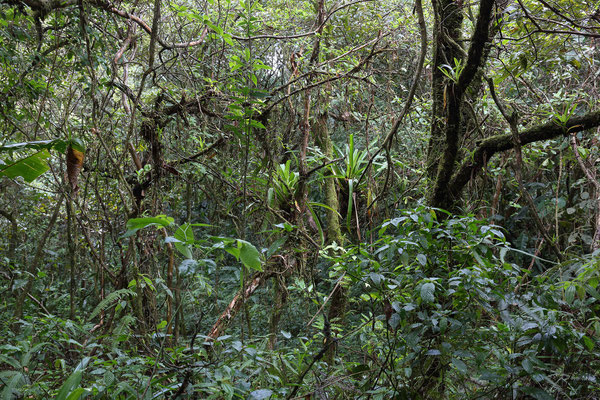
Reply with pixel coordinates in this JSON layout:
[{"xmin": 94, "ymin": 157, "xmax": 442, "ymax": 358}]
[
  {"xmin": 267, "ymin": 276, "xmax": 286, "ymax": 350},
  {"xmin": 428, "ymin": 0, "xmax": 497, "ymax": 210},
  {"xmin": 426, "ymin": 0, "xmax": 465, "ymax": 180},
  {"xmin": 207, "ymin": 271, "xmax": 272, "ymax": 341},
  {"xmin": 315, "ymin": 111, "xmax": 343, "ymax": 244},
  {"xmin": 314, "ymin": 108, "xmax": 347, "ymax": 364},
  {"xmin": 450, "ymin": 110, "xmax": 600, "ymax": 204}
]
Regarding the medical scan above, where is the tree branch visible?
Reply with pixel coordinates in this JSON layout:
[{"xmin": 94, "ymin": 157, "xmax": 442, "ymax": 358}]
[
  {"xmin": 206, "ymin": 271, "xmax": 273, "ymax": 341},
  {"xmin": 449, "ymin": 110, "xmax": 600, "ymax": 200},
  {"xmin": 457, "ymin": 0, "xmax": 496, "ymax": 93}
]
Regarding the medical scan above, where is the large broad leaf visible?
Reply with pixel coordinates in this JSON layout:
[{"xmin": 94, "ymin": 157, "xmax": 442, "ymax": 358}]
[
  {"xmin": 55, "ymin": 369, "xmax": 86, "ymax": 400},
  {"xmin": 1, "ymin": 372, "xmax": 24, "ymax": 400},
  {"xmin": 0, "ymin": 139, "xmax": 81, "ymax": 183},
  {"xmin": 249, "ymin": 389, "xmax": 273, "ymax": 400},
  {"xmin": 121, "ymin": 215, "xmax": 174, "ymax": 238},
  {"xmin": 0, "ymin": 150, "xmax": 51, "ymax": 182},
  {"xmin": 0, "ymin": 139, "xmax": 66, "ymax": 153},
  {"xmin": 238, "ymin": 240, "xmax": 262, "ymax": 271},
  {"xmin": 420, "ymin": 282, "xmax": 435, "ymax": 303},
  {"xmin": 451, "ymin": 357, "xmax": 468, "ymax": 374},
  {"xmin": 213, "ymin": 237, "xmax": 262, "ymax": 271},
  {"xmin": 174, "ymin": 223, "xmax": 194, "ymax": 259}
]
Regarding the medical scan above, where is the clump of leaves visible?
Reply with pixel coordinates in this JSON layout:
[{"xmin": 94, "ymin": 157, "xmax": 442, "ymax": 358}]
[{"xmin": 319, "ymin": 207, "xmax": 600, "ymax": 399}]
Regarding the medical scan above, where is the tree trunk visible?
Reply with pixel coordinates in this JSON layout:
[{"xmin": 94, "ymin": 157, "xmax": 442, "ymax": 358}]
[
  {"xmin": 426, "ymin": 0, "xmax": 465, "ymax": 182},
  {"xmin": 267, "ymin": 276, "xmax": 286, "ymax": 350},
  {"xmin": 421, "ymin": 1, "xmax": 497, "ymax": 395},
  {"xmin": 314, "ymin": 109, "xmax": 347, "ymax": 364},
  {"xmin": 427, "ymin": 0, "xmax": 496, "ymax": 211},
  {"xmin": 314, "ymin": 111, "xmax": 343, "ymax": 245}
]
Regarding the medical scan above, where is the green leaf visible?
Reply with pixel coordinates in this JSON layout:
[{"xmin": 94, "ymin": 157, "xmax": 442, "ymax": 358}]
[
  {"xmin": 346, "ymin": 178, "xmax": 355, "ymax": 232},
  {"xmin": 267, "ymin": 187, "xmax": 274, "ymax": 207},
  {"xmin": 0, "ymin": 139, "xmax": 57, "ymax": 152},
  {"xmin": 565, "ymin": 283, "xmax": 576, "ymax": 305},
  {"xmin": 0, "ymin": 150, "xmax": 51, "ymax": 182},
  {"xmin": 266, "ymin": 236, "xmax": 287, "ymax": 258},
  {"xmin": 68, "ymin": 138, "xmax": 86, "ymax": 153},
  {"xmin": 250, "ymin": 389, "xmax": 273, "ymax": 400},
  {"xmin": 222, "ymin": 33, "xmax": 234, "ymax": 46},
  {"xmin": 522, "ymin": 358, "xmax": 534, "ymax": 374},
  {"xmin": 104, "ymin": 370, "xmax": 115, "ymax": 387},
  {"xmin": 250, "ymin": 119, "xmax": 266, "ymax": 129},
  {"xmin": 55, "ymin": 370, "xmax": 82, "ymax": 400},
  {"xmin": 142, "ymin": 275, "xmax": 154, "ymax": 289},
  {"xmin": 89, "ymin": 288, "xmax": 136, "ymax": 320},
  {"xmin": 420, "ymin": 282, "xmax": 435, "ymax": 303},
  {"xmin": 451, "ymin": 357, "xmax": 467, "ymax": 374},
  {"xmin": 307, "ymin": 203, "xmax": 324, "ymax": 245},
  {"xmin": 121, "ymin": 215, "xmax": 174, "ymax": 238},
  {"xmin": 174, "ymin": 223, "xmax": 194, "ymax": 259},
  {"xmin": 309, "ymin": 202, "xmax": 342, "ymax": 218},
  {"xmin": 225, "ymin": 246, "xmax": 240, "ymax": 259},
  {"xmin": 238, "ymin": 240, "xmax": 262, "ymax": 271},
  {"xmin": 1, "ymin": 372, "xmax": 24, "ymax": 400},
  {"xmin": 520, "ymin": 387, "xmax": 553, "ymax": 400},
  {"xmin": 65, "ymin": 388, "xmax": 87, "ymax": 400},
  {"xmin": 583, "ymin": 335, "xmax": 595, "ymax": 351}
]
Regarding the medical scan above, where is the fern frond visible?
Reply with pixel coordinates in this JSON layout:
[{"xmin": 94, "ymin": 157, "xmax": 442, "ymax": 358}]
[
  {"xmin": 112, "ymin": 314, "xmax": 135, "ymax": 344},
  {"xmin": 89, "ymin": 289, "xmax": 136, "ymax": 321}
]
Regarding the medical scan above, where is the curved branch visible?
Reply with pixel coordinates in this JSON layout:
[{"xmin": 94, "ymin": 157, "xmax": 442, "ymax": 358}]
[
  {"xmin": 264, "ymin": 45, "xmax": 385, "ymax": 113},
  {"xmin": 207, "ymin": 271, "xmax": 273, "ymax": 341},
  {"xmin": 457, "ymin": 0, "xmax": 496, "ymax": 93},
  {"xmin": 449, "ymin": 110, "xmax": 600, "ymax": 200},
  {"xmin": 271, "ymin": 31, "xmax": 391, "ymax": 95},
  {"xmin": 429, "ymin": 0, "xmax": 496, "ymax": 208}
]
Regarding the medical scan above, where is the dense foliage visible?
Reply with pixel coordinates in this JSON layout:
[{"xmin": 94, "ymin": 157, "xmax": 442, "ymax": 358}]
[{"xmin": 2, "ymin": 0, "xmax": 600, "ymax": 398}]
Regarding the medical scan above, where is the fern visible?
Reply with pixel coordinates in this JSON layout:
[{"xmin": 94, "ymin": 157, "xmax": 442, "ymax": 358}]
[
  {"xmin": 112, "ymin": 314, "xmax": 135, "ymax": 344},
  {"xmin": 89, "ymin": 289, "xmax": 136, "ymax": 321},
  {"xmin": 0, "ymin": 371, "xmax": 25, "ymax": 400}
]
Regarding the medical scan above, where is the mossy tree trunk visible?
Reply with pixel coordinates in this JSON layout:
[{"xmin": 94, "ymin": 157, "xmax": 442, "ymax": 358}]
[
  {"xmin": 314, "ymin": 111, "xmax": 343, "ymax": 245},
  {"xmin": 267, "ymin": 276, "xmax": 287, "ymax": 350},
  {"xmin": 314, "ymin": 109, "xmax": 346, "ymax": 364},
  {"xmin": 426, "ymin": 0, "xmax": 465, "ymax": 182},
  {"xmin": 427, "ymin": 0, "xmax": 496, "ymax": 211},
  {"xmin": 421, "ymin": 0, "xmax": 497, "ymax": 396}
]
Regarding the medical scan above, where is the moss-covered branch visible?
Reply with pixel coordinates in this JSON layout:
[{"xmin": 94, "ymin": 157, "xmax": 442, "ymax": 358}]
[{"xmin": 449, "ymin": 110, "xmax": 600, "ymax": 201}]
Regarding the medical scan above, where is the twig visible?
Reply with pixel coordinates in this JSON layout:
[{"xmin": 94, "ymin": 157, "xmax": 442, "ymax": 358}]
[
  {"xmin": 306, "ymin": 272, "xmax": 346, "ymax": 328},
  {"xmin": 358, "ymin": 0, "xmax": 427, "ymax": 188}
]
